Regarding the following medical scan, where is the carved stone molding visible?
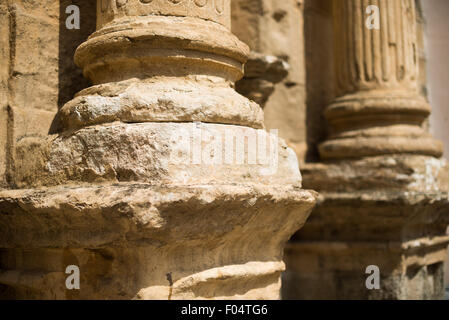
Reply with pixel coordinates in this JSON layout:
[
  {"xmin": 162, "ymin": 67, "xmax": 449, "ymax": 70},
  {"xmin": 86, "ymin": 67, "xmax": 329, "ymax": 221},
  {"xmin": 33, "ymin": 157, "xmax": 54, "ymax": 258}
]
[{"xmin": 97, "ymin": 0, "xmax": 230, "ymax": 29}]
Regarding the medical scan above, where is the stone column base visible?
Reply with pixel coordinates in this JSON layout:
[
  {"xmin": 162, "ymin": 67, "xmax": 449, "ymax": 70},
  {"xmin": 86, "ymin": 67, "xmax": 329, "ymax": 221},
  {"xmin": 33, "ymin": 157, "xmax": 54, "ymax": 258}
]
[
  {"xmin": 283, "ymin": 156, "xmax": 449, "ymax": 300},
  {"xmin": 0, "ymin": 183, "xmax": 316, "ymax": 300}
]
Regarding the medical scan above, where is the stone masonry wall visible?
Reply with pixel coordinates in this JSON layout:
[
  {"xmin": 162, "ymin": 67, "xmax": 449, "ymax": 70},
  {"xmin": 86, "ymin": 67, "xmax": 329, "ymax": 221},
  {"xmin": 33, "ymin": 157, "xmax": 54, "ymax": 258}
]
[
  {"xmin": 232, "ymin": 0, "xmax": 308, "ymax": 162},
  {"xmin": 0, "ymin": 0, "xmax": 95, "ymax": 189}
]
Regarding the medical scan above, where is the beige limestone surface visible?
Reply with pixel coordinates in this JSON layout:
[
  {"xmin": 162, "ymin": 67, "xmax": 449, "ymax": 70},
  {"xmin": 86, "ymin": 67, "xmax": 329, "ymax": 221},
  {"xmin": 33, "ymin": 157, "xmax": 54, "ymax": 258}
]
[
  {"xmin": 1, "ymin": 0, "xmax": 448, "ymax": 300},
  {"xmin": 0, "ymin": 183, "xmax": 316, "ymax": 299},
  {"xmin": 0, "ymin": 0, "xmax": 96, "ymax": 188},
  {"xmin": 232, "ymin": 0, "xmax": 307, "ymax": 162},
  {"xmin": 283, "ymin": 0, "xmax": 449, "ymax": 300},
  {"xmin": 0, "ymin": 0, "xmax": 317, "ymax": 300}
]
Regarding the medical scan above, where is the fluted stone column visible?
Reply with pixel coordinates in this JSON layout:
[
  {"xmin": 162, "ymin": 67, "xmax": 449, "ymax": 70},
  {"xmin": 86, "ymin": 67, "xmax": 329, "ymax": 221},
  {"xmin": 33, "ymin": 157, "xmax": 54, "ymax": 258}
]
[
  {"xmin": 0, "ymin": 0, "xmax": 316, "ymax": 299},
  {"xmin": 320, "ymin": 0, "xmax": 442, "ymax": 159},
  {"xmin": 283, "ymin": 0, "xmax": 449, "ymax": 300}
]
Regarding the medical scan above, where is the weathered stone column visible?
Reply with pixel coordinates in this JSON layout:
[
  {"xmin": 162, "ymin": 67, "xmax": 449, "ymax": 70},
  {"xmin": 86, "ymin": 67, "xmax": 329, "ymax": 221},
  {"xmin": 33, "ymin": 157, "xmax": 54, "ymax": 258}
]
[
  {"xmin": 320, "ymin": 0, "xmax": 442, "ymax": 160},
  {"xmin": 0, "ymin": 0, "xmax": 316, "ymax": 299},
  {"xmin": 283, "ymin": 0, "xmax": 449, "ymax": 300}
]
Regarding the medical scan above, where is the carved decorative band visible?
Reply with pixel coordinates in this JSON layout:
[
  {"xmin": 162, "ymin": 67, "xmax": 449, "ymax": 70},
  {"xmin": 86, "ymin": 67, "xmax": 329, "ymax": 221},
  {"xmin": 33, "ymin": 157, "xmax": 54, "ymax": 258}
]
[
  {"xmin": 98, "ymin": 0, "xmax": 229, "ymax": 30},
  {"xmin": 100, "ymin": 0, "xmax": 226, "ymax": 15}
]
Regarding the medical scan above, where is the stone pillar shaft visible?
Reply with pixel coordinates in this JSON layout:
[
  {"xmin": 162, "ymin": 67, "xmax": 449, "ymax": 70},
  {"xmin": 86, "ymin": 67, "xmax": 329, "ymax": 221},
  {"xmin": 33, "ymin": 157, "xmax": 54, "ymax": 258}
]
[
  {"xmin": 334, "ymin": 0, "xmax": 418, "ymax": 94},
  {"xmin": 0, "ymin": 0, "xmax": 316, "ymax": 300},
  {"xmin": 98, "ymin": 0, "xmax": 231, "ymax": 30},
  {"xmin": 283, "ymin": 0, "xmax": 449, "ymax": 300},
  {"xmin": 319, "ymin": 0, "xmax": 442, "ymax": 160}
]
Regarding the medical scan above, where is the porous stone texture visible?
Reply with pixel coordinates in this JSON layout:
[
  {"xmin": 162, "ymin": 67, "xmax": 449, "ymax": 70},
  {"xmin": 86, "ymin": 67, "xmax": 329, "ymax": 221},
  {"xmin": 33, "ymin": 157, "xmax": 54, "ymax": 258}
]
[
  {"xmin": 1, "ymin": 0, "xmax": 448, "ymax": 301},
  {"xmin": 0, "ymin": 0, "xmax": 317, "ymax": 300},
  {"xmin": 0, "ymin": 184, "xmax": 316, "ymax": 299},
  {"xmin": 283, "ymin": 155, "xmax": 449, "ymax": 300},
  {"xmin": 14, "ymin": 122, "xmax": 301, "ymax": 188},
  {"xmin": 54, "ymin": 77, "xmax": 264, "ymax": 133}
]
